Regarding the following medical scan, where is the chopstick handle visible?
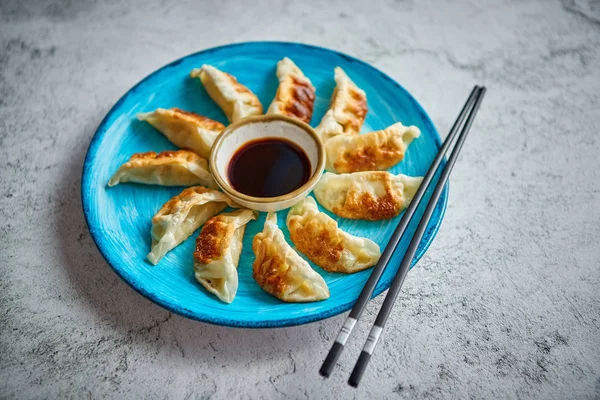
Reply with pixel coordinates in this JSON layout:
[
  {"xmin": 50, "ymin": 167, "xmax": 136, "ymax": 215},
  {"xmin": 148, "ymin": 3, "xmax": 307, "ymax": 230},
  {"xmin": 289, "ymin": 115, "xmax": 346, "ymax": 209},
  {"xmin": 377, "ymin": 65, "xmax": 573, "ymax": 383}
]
[
  {"xmin": 348, "ymin": 86, "xmax": 487, "ymax": 387},
  {"xmin": 319, "ymin": 86, "xmax": 481, "ymax": 379}
]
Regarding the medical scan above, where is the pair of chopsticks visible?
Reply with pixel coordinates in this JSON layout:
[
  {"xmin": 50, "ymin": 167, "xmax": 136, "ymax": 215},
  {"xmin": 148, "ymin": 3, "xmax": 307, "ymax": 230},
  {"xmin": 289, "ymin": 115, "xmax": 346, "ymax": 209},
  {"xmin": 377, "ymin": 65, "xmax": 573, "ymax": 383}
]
[{"xmin": 319, "ymin": 85, "xmax": 487, "ymax": 387}]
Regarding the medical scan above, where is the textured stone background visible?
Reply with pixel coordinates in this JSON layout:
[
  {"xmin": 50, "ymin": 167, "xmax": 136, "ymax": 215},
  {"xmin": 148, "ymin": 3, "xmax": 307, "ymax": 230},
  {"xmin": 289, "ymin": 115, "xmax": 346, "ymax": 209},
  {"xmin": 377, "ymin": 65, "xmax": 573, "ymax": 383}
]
[{"xmin": 1, "ymin": 0, "xmax": 599, "ymax": 398}]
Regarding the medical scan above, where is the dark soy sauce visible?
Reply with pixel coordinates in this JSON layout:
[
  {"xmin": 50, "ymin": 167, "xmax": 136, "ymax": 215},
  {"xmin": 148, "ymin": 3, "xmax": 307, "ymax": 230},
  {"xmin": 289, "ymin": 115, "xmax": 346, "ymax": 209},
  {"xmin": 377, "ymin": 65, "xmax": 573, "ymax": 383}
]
[{"xmin": 228, "ymin": 138, "xmax": 311, "ymax": 198}]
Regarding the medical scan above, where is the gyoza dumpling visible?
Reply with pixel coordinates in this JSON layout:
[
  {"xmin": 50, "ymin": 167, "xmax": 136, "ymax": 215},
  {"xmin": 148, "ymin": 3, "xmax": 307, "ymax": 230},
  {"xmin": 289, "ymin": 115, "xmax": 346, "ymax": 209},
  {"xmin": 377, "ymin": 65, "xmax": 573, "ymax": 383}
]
[
  {"xmin": 313, "ymin": 171, "xmax": 423, "ymax": 221},
  {"xmin": 325, "ymin": 122, "xmax": 421, "ymax": 173},
  {"xmin": 147, "ymin": 187, "xmax": 237, "ymax": 265},
  {"xmin": 137, "ymin": 108, "xmax": 224, "ymax": 158},
  {"xmin": 190, "ymin": 65, "xmax": 263, "ymax": 123},
  {"xmin": 286, "ymin": 197, "xmax": 381, "ymax": 273},
  {"xmin": 267, "ymin": 57, "xmax": 316, "ymax": 124},
  {"xmin": 108, "ymin": 150, "xmax": 217, "ymax": 188},
  {"xmin": 194, "ymin": 209, "xmax": 257, "ymax": 303},
  {"xmin": 252, "ymin": 213, "xmax": 329, "ymax": 302},
  {"xmin": 331, "ymin": 67, "xmax": 368, "ymax": 134},
  {"xmin": 315, "ymin": 67, "xmax": 367, "ymax": 141}
]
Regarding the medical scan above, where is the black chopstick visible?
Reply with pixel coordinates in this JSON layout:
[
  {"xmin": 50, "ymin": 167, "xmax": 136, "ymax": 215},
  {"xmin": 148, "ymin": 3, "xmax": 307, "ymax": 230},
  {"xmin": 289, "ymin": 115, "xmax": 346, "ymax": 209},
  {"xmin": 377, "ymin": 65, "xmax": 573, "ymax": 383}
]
[
  {"xmin": 347, "ymin": 86, "xmax": 486, "ymax": 387},
  {"xmin": 319, "ymin": 86, "xmax": 482, "ymax": 379}
]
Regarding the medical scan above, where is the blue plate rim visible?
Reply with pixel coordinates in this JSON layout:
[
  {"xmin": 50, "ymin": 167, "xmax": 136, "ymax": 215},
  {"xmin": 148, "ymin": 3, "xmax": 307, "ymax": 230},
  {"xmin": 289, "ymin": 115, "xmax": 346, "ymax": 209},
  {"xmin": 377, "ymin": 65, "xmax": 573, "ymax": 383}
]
[{"xmin": 81, "ymin": 41, "xmax": 448, "ymax": 328}]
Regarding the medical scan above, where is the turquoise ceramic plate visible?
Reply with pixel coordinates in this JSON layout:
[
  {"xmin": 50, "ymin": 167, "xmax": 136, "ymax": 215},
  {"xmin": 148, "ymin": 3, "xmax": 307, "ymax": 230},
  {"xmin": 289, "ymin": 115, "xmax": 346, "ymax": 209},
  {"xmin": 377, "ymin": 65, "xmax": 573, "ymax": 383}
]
[{"xmin": 82, "ymin": 42, "xmax": 447, "ymax": 328}]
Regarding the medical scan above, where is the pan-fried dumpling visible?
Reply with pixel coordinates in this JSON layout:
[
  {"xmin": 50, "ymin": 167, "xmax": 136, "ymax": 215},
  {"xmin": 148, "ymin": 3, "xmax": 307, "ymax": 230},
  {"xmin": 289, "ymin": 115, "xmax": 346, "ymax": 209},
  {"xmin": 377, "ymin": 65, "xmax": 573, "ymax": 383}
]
[
  {"xmin": 315, "ymin": 67, "xmax": 367, "ymax": 141},
  {"xmin": 252, "ymin": 212, "xmax": 329, "ymax": 302},
  {"xmin": 267, "ymin": 57, "xmax": 316, "ymax": 124},
  {"xmin": 313, "ymin": 171, "xmax": 423, "ymax": 221},
  {"xmin": 325, "ymin": 122, "xmax": 421, "ymax": 173},
  {"xmin": 190, "ymin": 65, "xmax": 263, "ymax": 123},
  {"xmin": 137, "ymin": 108, "xmax": 224, "ymax": 158},
  {"xmin": 331, "ymin": 67, "xmax": 368, "ymax": 135},
  {"xmin": 194, "ymin": 209, "xmax": 257, "ymax": 303},
  {"xmin": 286, "ymin": 197, "xmax": 381, "ymax": 273},
  {"xmin": 147, "ymin": 187, "xmax": 237, "ymax": 265},
  {"xmin": 108, "ymin": 150, "xmax": 217, "ymax": 188}
]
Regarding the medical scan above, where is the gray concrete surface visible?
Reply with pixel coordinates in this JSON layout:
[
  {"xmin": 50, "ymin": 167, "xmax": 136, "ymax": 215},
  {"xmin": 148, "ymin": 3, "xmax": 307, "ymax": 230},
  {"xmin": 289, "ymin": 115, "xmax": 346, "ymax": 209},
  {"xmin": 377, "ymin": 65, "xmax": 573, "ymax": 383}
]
[{"xmin": 1, "ymin": 0, "xmax": 599, "ymax": 398}]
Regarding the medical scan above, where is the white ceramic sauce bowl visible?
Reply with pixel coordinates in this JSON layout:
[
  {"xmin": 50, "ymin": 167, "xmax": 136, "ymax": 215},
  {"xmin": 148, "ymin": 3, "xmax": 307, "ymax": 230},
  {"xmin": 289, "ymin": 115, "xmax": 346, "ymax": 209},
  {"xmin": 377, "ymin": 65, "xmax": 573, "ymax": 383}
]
[{"xmin": 209, "ymin": 114, "xmax": 326, "ymax": 212}]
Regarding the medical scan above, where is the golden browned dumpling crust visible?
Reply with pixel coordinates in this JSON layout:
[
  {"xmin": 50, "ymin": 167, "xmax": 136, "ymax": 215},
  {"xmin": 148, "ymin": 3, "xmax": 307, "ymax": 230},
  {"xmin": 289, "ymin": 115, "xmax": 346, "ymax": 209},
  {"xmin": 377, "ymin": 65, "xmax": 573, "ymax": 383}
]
[
  {"xmin": 286, "ymin": 197, "xmax": 380, "ymax": 273},
  {"xmin": 267, "ymin": 57, "xmax": 316, "ymax": 123},
  {"xmin": 330, "ymin": 67, "xmax": 368, "ymax": 135},
  {"xmin": 194, "ymin": 215, "xmax": 236, "ymax": 265},
  {"xmin": 325, "ymin": 122, "xmax": 421, "ymax": 173},
  {"xmin": 315, "ymin": 67, "xmax": 368, "ymax": 142},
  {"xmin": 193, "ymin": 209, "xmax": 256, "ymax": 303},
  {"xmin": 313, "ymin": 171, "xmax": 423, "ymax": 221},
  {"xmin": 252, "ymin": 213, "xmax": 329, "ymax": 302},
  {"xmin": 168, "ymin": 107, "xmax": 225, "ymax": 131}
]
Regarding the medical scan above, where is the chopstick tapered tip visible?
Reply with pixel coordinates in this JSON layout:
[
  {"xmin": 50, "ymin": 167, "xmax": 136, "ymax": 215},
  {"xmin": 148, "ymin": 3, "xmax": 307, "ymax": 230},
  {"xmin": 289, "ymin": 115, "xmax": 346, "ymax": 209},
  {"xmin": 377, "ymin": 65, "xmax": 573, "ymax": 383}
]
[
  {"xmin": 318, "ymin": 361, "xmax": 331, "ymax": 378},
  {"xmin": 348, "ymin": 351, "xmax": 372, "ymax": 388},
  {"xmin": 319, "ymin": 342, "xmax": 344, "ymax": 378}
]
